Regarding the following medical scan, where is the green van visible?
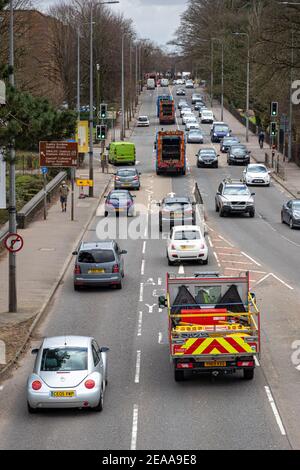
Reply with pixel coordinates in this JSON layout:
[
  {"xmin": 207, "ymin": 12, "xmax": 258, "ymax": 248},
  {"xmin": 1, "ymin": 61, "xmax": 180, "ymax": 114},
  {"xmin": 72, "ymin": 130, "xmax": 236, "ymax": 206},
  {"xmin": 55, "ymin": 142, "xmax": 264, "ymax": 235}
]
[{"xmin": 108, "ymin": 142, "xmax": 136, "ymax": 165}]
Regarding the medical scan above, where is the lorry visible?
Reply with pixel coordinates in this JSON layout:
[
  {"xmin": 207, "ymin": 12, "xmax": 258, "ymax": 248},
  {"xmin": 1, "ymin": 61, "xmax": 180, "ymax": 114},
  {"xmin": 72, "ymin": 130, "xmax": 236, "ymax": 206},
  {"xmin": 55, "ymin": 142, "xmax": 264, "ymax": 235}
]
[
  {"xmin": 157, "ymin": 96, "xmax": 175, "ymax": 125},
  {"xmin": 108, "ymin": 141, "xmax": 136, "ymax": 165},
  {"xmin": 158, "ymin": 271, "xmax": 260, "ymax": 382},
  {"xmin": 155, "ymin": 130, "xmax": 186, "ymax": 176}
]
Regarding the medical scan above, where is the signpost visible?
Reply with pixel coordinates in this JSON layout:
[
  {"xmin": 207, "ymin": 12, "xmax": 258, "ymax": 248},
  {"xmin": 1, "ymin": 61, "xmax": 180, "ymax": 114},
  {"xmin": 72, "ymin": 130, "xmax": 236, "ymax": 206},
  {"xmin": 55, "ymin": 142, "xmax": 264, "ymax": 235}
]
[
  {"xmin": 39, "ymin": 141, "xmax": 78, "ymax": 167},
  {"xmin": 0, "ymin": 149, "xmax": 6, "ymax": 209}
]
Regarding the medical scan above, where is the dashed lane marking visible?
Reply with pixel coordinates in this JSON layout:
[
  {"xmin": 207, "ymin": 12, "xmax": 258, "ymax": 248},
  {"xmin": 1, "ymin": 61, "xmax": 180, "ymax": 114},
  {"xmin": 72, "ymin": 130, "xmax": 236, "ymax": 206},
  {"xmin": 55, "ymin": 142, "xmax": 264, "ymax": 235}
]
[
  {"xmin": 137, "ymin": 311, "xmax": 143, "ymax": 337},
  {"xmin": 141, "ymin": 260, "xmax": 145, "ymax": 276},
  {"xmin": 178, "ymin": 265, "xmax": 185, "ymax": 274},
  {"xmin": 158, "ymin": 332, "xmax": 163, "ymax": 344},
  {"xmin": 131, "ymin": 405, "xmax": 139, "ymax": 450},
  {"xmin": 134, "ymin": 350, "xmax": 141, "ymax": 384},
  {"xmin": 264, "ymin": 386, "xmax": 286, "ymax": 436},
  {"xmin": 139, "ymin": 283, "xmax": 144, "ymax": 302},
  {"xmin": 142, "ymin": 241, "xmax": 146, "ymax": 254}
]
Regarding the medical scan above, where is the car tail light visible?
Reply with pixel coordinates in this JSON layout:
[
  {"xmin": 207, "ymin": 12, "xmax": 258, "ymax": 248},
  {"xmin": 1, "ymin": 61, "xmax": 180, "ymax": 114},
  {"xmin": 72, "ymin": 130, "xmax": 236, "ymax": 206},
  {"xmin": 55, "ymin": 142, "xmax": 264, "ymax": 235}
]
[
  {"xmin": 112, "ymin": 264, "xmax": 119, "ymax": 273},
  {"xmin": 177, "ymin": 363, "xmax": 193, "ymax": 369},
  {"xmin": 32, "ymin": 380, "xmax": 42, "ymax": 390},
  {"xmin": 84, "ymin": 379, "xmax": 95, "ymax": 389},
  {"xmin": 237, "ymin": 361, "xmax": 254, "ymax": 367},
  {"xmin": 133, "ymin": 175, "xmax": 139, "ymax": 180},
  {"xmin": 185, "ymin": 210, "xmax": 193, "ymax": 215},
  {"xmin": 74, "ymin": 265, "xmax": 81, "ymax": 275},
  {"xmin": 171, "ymin": 244, "xmax": 176, "ymax": 250},
  {"xmin": 200, "ymin": 244, "xmax": 205, "ymax": 249},
  {"xmin": 115, "ymin": 176, "xmax": 120, "ymax": 181}
]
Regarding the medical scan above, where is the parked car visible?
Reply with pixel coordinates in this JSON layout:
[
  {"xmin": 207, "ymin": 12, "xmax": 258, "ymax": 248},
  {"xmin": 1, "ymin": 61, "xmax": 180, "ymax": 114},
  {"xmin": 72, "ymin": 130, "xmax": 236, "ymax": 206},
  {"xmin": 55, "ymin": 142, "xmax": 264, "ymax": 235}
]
[
  {"xmin": 104, "ymin": 190, "xmax": 136, "ymax": 217},
  {"xmin": 242, "ymin": 164, "xmax": 270, "ymax": 186},
  {"xmin": 227, "ymin": 145, "xmax": 250, "ymax": 165},
  {"xmin": 220, "ymin": 136, "xmax": 240, "ymax": 153},
  {"xmin": 176, "ymin": 88, "xmax": 186, "ymax": 96},
  {"xmin": 281, "ymin": 199, "xmax": 300, "ymax": 229},
  {"xmin": 157, "ymin": 196, "xmax": 196, "ymax": 232},
  {"xmin": 137, "ymin": 115, "xmax": 150, "ymax": 127},
  {"xmin": 73, "ymin": 240, "xmax": 127, "ymax": 290},
  {"xmin": 201, "ymin": 110, "xmax": 214, "ymax": 124},
  {"xmin": 27, "ymin": 336, "xmax": 109, "ymax": 412},
  {"xmin": 196, "ymin": 148, "xmax": 218, "ymax": 168},
  {"xmin": 166, "ymin": 225, "xmax": 208, "ymax": 265},
  {"xmin": 215, "ymin": 178, "xmax": 255, "ymax": 217},
  {"xmin": 187, "ymin": 129, "xmax": 204, "ymax": 143},
  {"xmin": 114, "ymin": 168, "xmax": 141, "ymax": 190}
]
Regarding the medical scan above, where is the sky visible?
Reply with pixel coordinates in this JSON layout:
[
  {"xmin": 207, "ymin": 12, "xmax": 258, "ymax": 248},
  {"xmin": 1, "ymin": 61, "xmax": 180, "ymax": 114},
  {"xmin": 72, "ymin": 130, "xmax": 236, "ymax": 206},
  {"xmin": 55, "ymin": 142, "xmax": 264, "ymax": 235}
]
[{"xmin": 37, "ymin": 0, "xmax": 189, "ymax": 46}]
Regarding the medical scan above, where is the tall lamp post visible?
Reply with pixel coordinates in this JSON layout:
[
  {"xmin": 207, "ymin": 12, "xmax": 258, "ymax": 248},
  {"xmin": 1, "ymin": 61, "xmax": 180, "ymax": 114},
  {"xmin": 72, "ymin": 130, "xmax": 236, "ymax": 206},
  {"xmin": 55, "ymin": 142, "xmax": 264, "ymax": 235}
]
[
  {"xmin": 88, "ymin": 1, "xmax": 119, "ymax": 197},
  {"xmin": 233, "ymin": 32, "xmax": 250, "ymax": 142},
  {"xmin": 121, "ymin": 33, "xmax": 125, "ymax": 140},
  {"xmin": 212, "ymin": 38, "xmax": 224, "ymax": 121}
]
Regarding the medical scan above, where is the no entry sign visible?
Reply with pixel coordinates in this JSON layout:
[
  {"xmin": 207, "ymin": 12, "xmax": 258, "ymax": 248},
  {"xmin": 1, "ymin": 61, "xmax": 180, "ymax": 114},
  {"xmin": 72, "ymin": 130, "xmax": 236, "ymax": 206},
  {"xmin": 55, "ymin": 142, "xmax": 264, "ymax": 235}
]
[{"xmin": 4, "ymin": 233, "xmax": 24, "ymax": 253}]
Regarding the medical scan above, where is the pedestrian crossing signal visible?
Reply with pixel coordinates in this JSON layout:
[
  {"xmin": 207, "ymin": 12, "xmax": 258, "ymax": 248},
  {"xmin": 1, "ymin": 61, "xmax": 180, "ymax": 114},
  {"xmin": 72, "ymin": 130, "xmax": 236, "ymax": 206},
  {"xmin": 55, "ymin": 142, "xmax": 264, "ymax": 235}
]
[
  {"xmin": 270, "ymin": 122, "xmax": 277, "ymax": 136},
  {"xmin": 271, "ymin": 101, "xmax": 278, "ymax": 117},
  {"xmin": 96, "ymin": 124, "xmax": 107, "ymax": 141}
]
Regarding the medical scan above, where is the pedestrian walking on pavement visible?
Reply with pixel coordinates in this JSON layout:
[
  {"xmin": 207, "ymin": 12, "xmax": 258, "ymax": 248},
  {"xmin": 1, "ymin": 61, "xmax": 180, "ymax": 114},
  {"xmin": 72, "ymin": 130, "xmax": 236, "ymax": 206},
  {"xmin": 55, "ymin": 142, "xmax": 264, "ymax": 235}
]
[
  {"xmin": 258, "ymin": 130, "xmax": 265, "ymax": 149},
  {"xmin": 59, "ymin": 180, "xmax": 69, "ymax": 212}
]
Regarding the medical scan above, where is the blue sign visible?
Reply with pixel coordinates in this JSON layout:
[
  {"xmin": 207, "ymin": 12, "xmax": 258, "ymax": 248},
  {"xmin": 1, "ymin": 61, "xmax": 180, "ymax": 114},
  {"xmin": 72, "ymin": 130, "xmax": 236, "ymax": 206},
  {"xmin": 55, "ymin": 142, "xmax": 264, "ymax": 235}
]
[{"xmin": 41, "ymin": 167, "xmax": 48, "ymax": 174}]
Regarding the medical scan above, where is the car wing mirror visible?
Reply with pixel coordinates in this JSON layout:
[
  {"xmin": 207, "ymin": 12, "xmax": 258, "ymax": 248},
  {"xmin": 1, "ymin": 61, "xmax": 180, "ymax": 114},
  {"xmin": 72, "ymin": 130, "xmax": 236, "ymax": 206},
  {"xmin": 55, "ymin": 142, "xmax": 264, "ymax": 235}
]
[
  {"xmin": 251, "ymin": 192, "xmax": 256, "ymax": 196},
  {"xmin": 158, "ymin": 296, "xmax": 167, "ymax": 308},
  {"xmin": 72, "ymin": 251, "xmax": 78, "ymax": 256},
  {"xmin": 31, "ymin": 348, "xmax": 39, "ymax": 355},
  {"xmin": 120, "ymin": 250, "xmax": 127, "ymax": 255},
  {"xmin": 100, "ymin": 347, "xmax": 110, "ymax": 353}
]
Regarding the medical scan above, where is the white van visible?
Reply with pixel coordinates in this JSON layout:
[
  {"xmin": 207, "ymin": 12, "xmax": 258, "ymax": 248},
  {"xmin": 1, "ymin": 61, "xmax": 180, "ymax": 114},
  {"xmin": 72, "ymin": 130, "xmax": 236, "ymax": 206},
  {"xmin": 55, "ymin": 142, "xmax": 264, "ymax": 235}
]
[
  {"xmin": 201, "ymin": 110, "xmax": 214, "ymax": 124},
  {"xmin": 161, "ymin": 78, "xmax": 169, "ymax": 87},
  {"xmin": 147, "ymin": 78, "xmax": 155, "ymax": 90}
]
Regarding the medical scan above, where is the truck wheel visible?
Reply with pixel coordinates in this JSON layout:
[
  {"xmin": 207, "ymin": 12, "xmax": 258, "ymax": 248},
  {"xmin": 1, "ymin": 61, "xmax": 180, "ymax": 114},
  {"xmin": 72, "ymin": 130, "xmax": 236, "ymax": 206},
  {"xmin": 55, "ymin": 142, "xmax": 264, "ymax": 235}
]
[
  {"xmin": 243, "ymin": 368, "xmax": 254, "ymax": 380},
  {"xmin": 174, "ymin": 369, "xmax": 185, "ymax": 382}
]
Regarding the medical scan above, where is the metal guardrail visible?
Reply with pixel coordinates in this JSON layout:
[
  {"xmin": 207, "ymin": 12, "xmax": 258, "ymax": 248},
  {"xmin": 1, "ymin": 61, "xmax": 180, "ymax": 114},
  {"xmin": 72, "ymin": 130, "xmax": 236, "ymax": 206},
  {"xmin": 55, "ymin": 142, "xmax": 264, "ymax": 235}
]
[{"xmin": 0, "ymin": 171, "xmax": 67, "ymax": 244}]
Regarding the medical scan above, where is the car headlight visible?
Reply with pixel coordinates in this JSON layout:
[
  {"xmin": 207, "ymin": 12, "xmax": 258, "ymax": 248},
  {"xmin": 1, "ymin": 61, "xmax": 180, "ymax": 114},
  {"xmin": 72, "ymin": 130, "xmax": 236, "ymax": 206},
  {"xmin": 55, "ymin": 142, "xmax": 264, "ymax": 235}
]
[
  {"xmin": 223, "ymin": 201, "xmax": 230, "ymax": 206},
  {"xmin": 293, "ymin": 211, "xmax": 300, "ymax": 219},
  {"xmin": 247, "ymin": 201, "xmax": 254, "ymax": 206}
]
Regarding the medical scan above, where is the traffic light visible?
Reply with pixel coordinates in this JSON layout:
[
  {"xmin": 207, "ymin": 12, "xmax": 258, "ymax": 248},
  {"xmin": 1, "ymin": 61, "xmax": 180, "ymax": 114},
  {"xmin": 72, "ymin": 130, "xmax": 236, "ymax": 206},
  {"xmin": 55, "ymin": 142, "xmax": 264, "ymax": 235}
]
[
  {"xmin": 100, "ymin": 103, "xmax": 107, "ymax": 119},
  {"xmin": 96, "ymin": 124, "xmax": 107, "ymax": 141},
  {"xmin": 271, "ymin": 101, "xmax": 278, "ymax": 117},
  {"xmin": 270, "ymin": 122, "xmax": 277, "ymax": 136}
]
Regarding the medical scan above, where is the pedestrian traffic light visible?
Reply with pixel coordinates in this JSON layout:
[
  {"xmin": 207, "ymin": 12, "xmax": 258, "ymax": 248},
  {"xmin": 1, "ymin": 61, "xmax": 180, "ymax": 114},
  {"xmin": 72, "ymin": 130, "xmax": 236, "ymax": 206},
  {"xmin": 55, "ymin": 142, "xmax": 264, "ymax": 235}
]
[
  {"xmin": 100, "ymin": 103, "xmax": 107, "ymax": 119},
  {"xmin": 271, "ymin": 101, "xmax": 278, "ymax": 117},
  {"xmin": 96, "ymin": 124, "xmax": 107, "ymax": 140},
  {"xmin": 270, "ymin": 122, "xmax": 277, "ymax": 136}
]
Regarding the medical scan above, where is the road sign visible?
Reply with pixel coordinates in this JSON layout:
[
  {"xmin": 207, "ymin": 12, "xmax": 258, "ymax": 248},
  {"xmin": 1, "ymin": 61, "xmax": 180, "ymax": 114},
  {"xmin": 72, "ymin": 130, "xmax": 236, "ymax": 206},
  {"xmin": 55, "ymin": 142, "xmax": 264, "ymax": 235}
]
[
  {"xmin": 41, "ymin": 167, "xmax": 48, "ymax": 175},
  {"xmin": 39, "ymin": 141, "xmax": 78, "ymax": 168},
  {"xmin": 76, "ymin": 178, "xmax": 93, "ymax": 187},
  {"xmin": 76, "ymin": 121, "xmax": 89, "ymax": 153},
  {"xmin": 4, "ymin": 233, "xmax": 24, "ymax": 253}
]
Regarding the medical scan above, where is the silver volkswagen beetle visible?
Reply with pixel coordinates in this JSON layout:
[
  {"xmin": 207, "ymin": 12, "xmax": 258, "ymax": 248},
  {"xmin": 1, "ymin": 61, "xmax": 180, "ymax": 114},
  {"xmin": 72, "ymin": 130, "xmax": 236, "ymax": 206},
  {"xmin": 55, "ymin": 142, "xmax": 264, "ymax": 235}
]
[{"xmin": 27, "ymin": 336, "xmax": 109, "ymax": 413}]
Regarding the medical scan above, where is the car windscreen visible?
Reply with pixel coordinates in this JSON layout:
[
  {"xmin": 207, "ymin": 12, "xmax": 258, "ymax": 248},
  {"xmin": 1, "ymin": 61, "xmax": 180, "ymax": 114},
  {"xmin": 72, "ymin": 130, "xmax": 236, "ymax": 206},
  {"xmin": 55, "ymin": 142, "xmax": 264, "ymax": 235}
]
[
  {"xmin": 223, "ymin": 186, "xmax": 250, "ymax": 196},
  {"xmin": 78, "ymin": 249, "xmax": 115, "ymax": 263},
  {"xmin": 200, "ymin": 150, "xmax": 216, "ymax": 155},
  {"xmin": 248, "ymin": 166, "xmax": 267, "ymax": 173},
  {"xmin": 41, "ymin": 347, "xmax": 88, "ymax": 371},
  {"xmin": 164, "ymin": 202, "xmax": 190, "ymax": 211},
  {"xmin": 189, "ymin": 130, "xmax": 201, "ymax": 134},
  {"xmin": 174, "ymin": 230, "xmax": 201, "ymax": 240},
  {"xmin": 292, "ymin": 201, "xmax": 300, "ymax": 209},
  {"xmin": 138, "ymin": 117, "xmax": 148, "ymax": 122},
  {"xmin": 232, "ymin": 148, "xmax": 247, "ymax": 155},
  {"xmin": 117, "ymin": 170, "xmax": 136, "ymax": 177},
  {"xmin": 214, "ymin": 126, "xmax": 229, "ymax": 132}
]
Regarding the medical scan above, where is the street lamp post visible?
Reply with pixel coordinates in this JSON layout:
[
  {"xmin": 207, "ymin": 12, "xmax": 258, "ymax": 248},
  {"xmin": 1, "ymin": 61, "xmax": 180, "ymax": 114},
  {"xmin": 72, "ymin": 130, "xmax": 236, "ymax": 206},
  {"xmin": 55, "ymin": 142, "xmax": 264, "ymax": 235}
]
[
  {"xmin": 77, "ymin": 28, "xmax": 81, "ymax": 121},
  {"xmin": 212, "ymin": 38, "xmax": 224, "ymax": 121},
  {"xmin": 211, "ymin": 40, "xmax": 214, "ymax": 108},
  {"xmin": 233, "ymin": 32, "xmax": 250, "ymax": 142},
  {"xmin": 88, "ymin": 1, "xmax": 119, "ymax": 197},
  {"xmin": 121, "ymin": 33, "xmax": 125, "ymax": 140}
]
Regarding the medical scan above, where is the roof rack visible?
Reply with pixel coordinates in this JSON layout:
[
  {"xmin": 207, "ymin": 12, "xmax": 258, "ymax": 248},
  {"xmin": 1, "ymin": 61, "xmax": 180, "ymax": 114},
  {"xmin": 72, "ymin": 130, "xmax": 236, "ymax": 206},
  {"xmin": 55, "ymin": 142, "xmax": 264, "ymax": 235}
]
[{"xmin": 222, "ymin": 177, "xmax": 244, "ymax": 184}]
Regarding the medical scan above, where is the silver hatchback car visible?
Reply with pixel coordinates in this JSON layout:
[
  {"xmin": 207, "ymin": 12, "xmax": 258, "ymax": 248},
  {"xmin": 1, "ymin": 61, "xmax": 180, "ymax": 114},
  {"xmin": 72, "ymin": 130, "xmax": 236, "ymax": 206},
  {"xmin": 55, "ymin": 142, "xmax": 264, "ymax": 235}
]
[
  {"xmin": 114, "ymin": 167, "xmax": 141, "ymax": 190},
  {"xmin": 73, "ymin": 241, "xmax": 127, "ymax": 290},
  {"xmin": 27, "ymin": 336, "xmax": 109, "ymax": 413}
]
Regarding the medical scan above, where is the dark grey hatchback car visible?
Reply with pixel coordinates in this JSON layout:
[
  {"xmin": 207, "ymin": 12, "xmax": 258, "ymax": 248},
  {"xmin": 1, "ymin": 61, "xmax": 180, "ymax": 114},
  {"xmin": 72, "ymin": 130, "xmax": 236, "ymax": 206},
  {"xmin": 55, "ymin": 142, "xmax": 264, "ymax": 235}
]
[
  {"xmin": 73, "ymin": 241, "xmax": 127, "ymax": 290},
  {"xmin": 281, "ymin": 199, "xmax": 300, "ymax": 229}
]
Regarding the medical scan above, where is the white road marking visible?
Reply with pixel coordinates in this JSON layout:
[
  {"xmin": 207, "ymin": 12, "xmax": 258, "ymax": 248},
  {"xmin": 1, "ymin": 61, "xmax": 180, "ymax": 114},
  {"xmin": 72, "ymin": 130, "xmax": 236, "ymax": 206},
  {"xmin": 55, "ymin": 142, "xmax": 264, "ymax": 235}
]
[
  {"xmin": 0, "ymin": 386, "xmax": 3, "ymax": 391},
  {"xmin": 145, "ymin": 304, "xmax": 156, "ymax": 313},
  {"xmin": 207, "ymin": 236, "xmax": 214, "ymax": 248},
  {"xmin": 205, "ymin": 223, "xmax": 215, "ymax": 232},
  {"xmin": 213, "ymin": 251, "xmax": 221, "ymax": 267},
  {"xmin": 144, "ymin": 214, "xmax": 148, "ymax": 237},
  {"xmin": 255, "ymin": 273, "xmax": 293, "ymax": 290},
  {"xmin": 142, "ymin": 241, "xmax": 146, "ymax": 254},
  {"xmin": 131, "ymin": 404, "xmax": 139, "ymax": 450},
  {"xmin": 139, "ymin": 283, "xmax": 144, "ymax": 302},
  {"xmin": 158, "ymin": 277, "xmax": 162, "ymax": 286},
  {"xmin": 141, "ymin": 260, "xmax": 145, "ymax": 275},
  {"xmin": 218, "ymin": 253, "xmax": 244, "ymax": 257},
  {"xmin": 241, "ymin": 252, "xmax": 262, "ymax": 267},
  {"xmin": 264, "ymin": 386, "xmax": 286, "ymax": 436},
  {"xmin": 158, "ymin": 332, "xmax": 163, "ymax": 344},
  {"xmin": 222, "ymin": 260, "xmax": 252, "ymax": 265},
  {"xmin": 254, "ymin": 356, "xmax": 260, "ymax": 367},
  {"xmin": 135, "ymin": 350, "xmax": 141, "ymax": 383},
  {"xmin": 178, "ymin": 264, "xmax": 185, "ymax": 274},
  {"xmin": 280, "ymin": 235, "xmax": 300, "ymax": 248},
  {"xmin": 137, "ymin": 311, "xmax": 143, "ymax": 337},
  {"xmin": 218, "ymin": 235, "xmax": 234, "ymax": 247},
  {"xmin": 224, "ymin": 267, "xmax": 267, "ymax": 274},
  {"xmin": 213, "ymin": 246, "xmax": 233, "ymax": 250}
]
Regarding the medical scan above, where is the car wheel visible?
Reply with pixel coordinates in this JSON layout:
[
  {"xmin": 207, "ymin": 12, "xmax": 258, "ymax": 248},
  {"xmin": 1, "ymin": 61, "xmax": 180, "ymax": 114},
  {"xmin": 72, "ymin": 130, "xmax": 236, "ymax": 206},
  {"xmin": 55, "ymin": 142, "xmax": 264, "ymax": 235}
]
[
  {"xmin": 74, "ymin": 285, "xmax": 81, "ymax": 291},
  {"xmin": 243, "ymin": 369, "xmax": 254, "ymax": 380},
  {"xmin": 219, "ymin": 209, "xmax": 225, "ymax": 217},
  {"xmin": 94, "ymin": 387, "xmax": 104, "ymax": 412},
  {"xmin": 228, "ymin": 161, "xmax": 232, "ymax": 166},
  {"xmin": 281, "ymin": 213, "xmax": 285, "ymax": 224},
  {"xmin": 104, "ymin": 211, "xmax": 108, "ymax": 218},
  {"xmin": 215, "ymin": 202, "xmax": 219, "ymax": 212},
  {"xmin": 27, "ymin": 402, "xmax": 38, "ymax": 414},
  {"xmin": 168, "ymin": 255, "xmax": 175, "ymax": 266},
  {"xmin": 290, "ymin": 218, "xmax": 295, "ymax": 229},
  {"xmin": 174, "ymin": 369, "xmax": 185, "ymax": 382},
  {"xmin": 249, "ymin": 210, "xmax": 255, "ymax": 218},
  {"xmin": 115, "ymin": 282, "xmax": 122, "ymax": 290},
  {"xmin": 215, "ymin": 163, "xmax": 218, "ymax": 168}
]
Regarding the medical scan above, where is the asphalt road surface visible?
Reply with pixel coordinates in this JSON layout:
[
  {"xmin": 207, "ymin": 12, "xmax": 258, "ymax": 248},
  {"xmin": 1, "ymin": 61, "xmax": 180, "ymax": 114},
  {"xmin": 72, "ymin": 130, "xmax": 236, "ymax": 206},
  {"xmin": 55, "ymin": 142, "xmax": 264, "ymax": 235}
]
[{"xmin": 0, "ymin": 86, "xmax": 299, "ymax": 450}]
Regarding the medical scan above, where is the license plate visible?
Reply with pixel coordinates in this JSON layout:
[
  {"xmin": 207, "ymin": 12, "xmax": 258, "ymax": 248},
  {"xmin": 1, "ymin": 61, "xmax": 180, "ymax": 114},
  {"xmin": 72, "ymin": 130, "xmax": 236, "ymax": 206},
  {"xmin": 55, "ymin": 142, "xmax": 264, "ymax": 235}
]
[
  {"xmin": 204, "ymin": 361, "xmax": 226, "ymax": 367},
  {"xmin": 123, "ymin": 183, "xmax": 131, "ymax": 186},
  {"xmin": 88, "ymin": 269, "xmax": 105, "ymax": 274},
  {"xmin": 180, "ymin": 246, "xmax": 194, "ymax": 250},
  {"xmin": 115, "ymin": 208, "xmax": 124, "ymax": 212},
  {"xmin": 51, "ymin": 391, "xmax": 75, "ymax": 397}
]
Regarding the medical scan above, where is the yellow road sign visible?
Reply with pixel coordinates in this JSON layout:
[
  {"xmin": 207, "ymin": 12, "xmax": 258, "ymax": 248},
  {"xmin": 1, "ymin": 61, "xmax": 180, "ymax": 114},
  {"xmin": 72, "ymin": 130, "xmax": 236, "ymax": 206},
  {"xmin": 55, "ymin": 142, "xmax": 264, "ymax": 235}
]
[
  {"xmin": 76, "ymin": 120, "xmax": 89, "ymax": 153},
  {"xmin": 76, "ymin": 178, "xmax": 93, "ymax": 187}
]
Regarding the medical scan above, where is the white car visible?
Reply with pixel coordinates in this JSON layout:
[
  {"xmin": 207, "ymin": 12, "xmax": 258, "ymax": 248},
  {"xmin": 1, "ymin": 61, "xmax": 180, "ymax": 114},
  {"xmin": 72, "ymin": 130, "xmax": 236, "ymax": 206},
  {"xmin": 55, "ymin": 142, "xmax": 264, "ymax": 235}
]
[
  {"xmin": 27, "ymin": 336, "xmax": 109, "ymax": 413},
  {"xmin": 201, "ymin": 110, "xmax": 214, "ymax": 124},
  {"xmin": 186, "ymin": 121, "xmax": 200, "ymax": 131},
  {"xmin": 137, "ymin": 115, "xmax": 150, "ymax": 127},
  {"xmin": 182, "ymin": 114, "xmax": 197, "ymax": 125},
  {"xmin": 180, "ymin": 107, "xmax": 192, "ymax": 117},
  {"xmin": 167, "ymin": 225, "xmax": 208, "ymax": 265},
  {"xmin": 243, "ymin": 164, "xmax": 271, "ymax": 186}
]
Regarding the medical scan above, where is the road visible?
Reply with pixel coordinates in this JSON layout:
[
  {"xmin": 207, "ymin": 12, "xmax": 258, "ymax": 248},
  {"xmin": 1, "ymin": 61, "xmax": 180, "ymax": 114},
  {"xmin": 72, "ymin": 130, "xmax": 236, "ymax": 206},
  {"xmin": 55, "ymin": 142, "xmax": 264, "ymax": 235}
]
[{"xmin": 0, "ymin": 85, "xmax": 300, "ymax": 450}]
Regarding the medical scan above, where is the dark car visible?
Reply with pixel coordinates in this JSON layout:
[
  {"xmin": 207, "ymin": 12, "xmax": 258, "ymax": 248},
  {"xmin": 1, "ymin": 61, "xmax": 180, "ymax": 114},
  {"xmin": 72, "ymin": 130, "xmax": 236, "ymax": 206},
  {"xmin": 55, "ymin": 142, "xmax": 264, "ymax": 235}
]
[
  {"xmin": 194, "ymin": 101, "xmax": 205, "ymax": 111},
  {"xmin": 211, "ymin": 124, "xmax": 231, "ymax": 143},
  {"xmin": 281, "ymin": 199, "xmax": 300, "ymax": 229},
  {"xmin": 157, "ymin": 196, "xmax": 196, "ymax": 232},
  {"xmin": 227, "ymin": 145, "xmax": 250, "ymax": 165},
  {"xmin": 104, "ymin": 190, "xmax": 136, "ymax": 217},
  {"xmin": 114, "ymin": 168, "xmax": 141, "ymax": 190},
  {"xmin": 73, "ymin": 240, "xmax": 127, "ymax": 290},
  {"xmin": 196, "ymin": 148, "xmax": 219, "ymax": 168},
  {"xmin": 220, "ymin": 136, "xmax": 240, "ymax": 153}
]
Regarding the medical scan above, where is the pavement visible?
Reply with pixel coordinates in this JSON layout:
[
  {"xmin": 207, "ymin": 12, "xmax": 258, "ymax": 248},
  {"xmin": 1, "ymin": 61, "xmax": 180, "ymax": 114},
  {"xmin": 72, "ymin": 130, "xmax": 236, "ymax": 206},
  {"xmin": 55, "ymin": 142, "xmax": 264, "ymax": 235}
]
[
  {"xmin": 0, "ymin": 87, "xmax": 300, "ymax": 450},
  {"xmin": 211, "ymin": 101, "xmax": 300, "ymax": 198}
]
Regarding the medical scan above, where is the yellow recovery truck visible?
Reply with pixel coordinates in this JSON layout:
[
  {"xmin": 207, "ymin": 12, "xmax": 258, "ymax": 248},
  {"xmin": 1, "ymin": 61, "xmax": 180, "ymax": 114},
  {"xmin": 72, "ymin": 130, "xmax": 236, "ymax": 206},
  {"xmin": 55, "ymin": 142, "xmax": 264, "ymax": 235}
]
[{"xmin": 158, "ymin": 272, "xmax": 260, "ymax": 382}]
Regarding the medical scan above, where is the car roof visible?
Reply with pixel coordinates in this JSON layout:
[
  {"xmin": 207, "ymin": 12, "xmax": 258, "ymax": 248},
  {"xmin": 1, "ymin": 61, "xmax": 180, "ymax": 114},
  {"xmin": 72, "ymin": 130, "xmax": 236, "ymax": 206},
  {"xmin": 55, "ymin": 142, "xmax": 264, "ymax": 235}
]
[
  {"xmin": 109, "ymin": 189, "xmax": 131, "ymax": 194},
  {"xmin": 200, "ymin": 147, "xmax": 216, "ymax": 152},
  {"xmin": 247, "ymin": 163, "xmax": 266, "ymax": 168},
  {"xmin": 138, "ymin": 115, "xmax": 148, "ymax": 119},
  {"xmin": 42, "ymin": 336, "xmax": 92, "ymax": 349},
  {"xmin": 173, "ymin": 225, "xmax": 201, "ymax": 231},
  {"xmin": 116, "ymin": 167, "xmax": 137, "ymax": 172},
  {"xmin": 80, "ymin": 241, "xmax": 115, "ymax": 251}
]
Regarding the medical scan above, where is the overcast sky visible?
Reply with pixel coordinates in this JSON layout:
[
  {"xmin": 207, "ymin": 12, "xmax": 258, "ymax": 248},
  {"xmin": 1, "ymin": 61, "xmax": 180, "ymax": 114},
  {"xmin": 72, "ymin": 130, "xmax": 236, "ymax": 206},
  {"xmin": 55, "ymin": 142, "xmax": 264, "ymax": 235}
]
[{"xmin": 37, "ymin": 0, "xmax": 188, "ymax": 46}]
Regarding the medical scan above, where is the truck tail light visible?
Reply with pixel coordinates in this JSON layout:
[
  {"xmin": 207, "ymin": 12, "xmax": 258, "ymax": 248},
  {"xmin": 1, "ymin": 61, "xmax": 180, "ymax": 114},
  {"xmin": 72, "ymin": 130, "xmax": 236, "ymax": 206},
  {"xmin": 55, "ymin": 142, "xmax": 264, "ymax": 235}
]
[
  {"xmin": 177, "ymin": 363, "xmax": 193, "ymax": 369},
  {"xmin": 237, "ymin": 361, "xmax": 254, "ymax": 367},
  {"xmin": 74, "ymin": 265, "xmax": 81, "ymax": 275}
]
